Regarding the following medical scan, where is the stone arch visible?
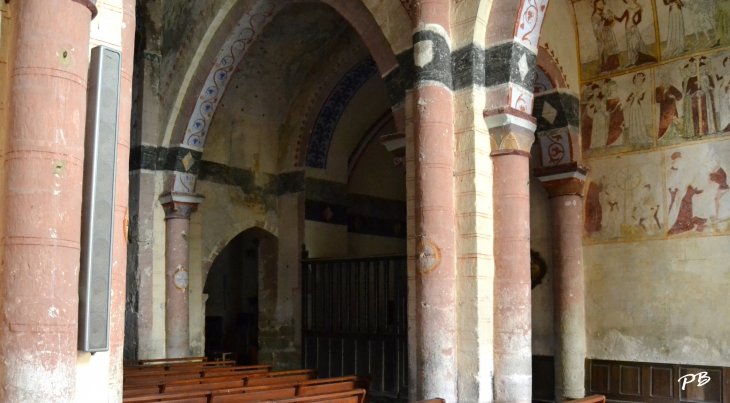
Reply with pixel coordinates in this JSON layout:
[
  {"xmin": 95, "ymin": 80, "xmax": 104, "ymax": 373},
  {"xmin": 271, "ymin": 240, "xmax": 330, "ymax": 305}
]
[
  {"xmin": 536, "ymin": 44, "xmax": 567, "ymax": 91},
  {"xmin": 201, "ymin": 226, "xmax": 279, "ymax": 364},
  {"xmin": 163, "ymin": 0, "xmax": 408, "ymax": 194},
  {"xmin": 483, "ymin": 0, "xmax": 551, "ymax": 115}
]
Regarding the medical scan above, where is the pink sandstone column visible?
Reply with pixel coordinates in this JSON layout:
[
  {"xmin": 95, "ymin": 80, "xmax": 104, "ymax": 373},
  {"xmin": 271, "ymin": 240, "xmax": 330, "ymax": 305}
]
[
  {"xmin": 411, "ymin": 1, "xmax": 457, "ymax": 401},
  {"xmin": 161, "ymin": 193, "xmax": 203, "ymax": 358},
  {"xmin": 0, "ymin": 0, "xmax": 95, "ymax": 401},
  {"xmin": 535, "ymin": 164, "xmax": 588, "ymax": 401},
  {"xmin": 109, "ymin": 0, "xmax": 136, "ymax": 399},
  {"xmin": 486, "ymin": 108, "xmax": 537, "ymax": 403}
]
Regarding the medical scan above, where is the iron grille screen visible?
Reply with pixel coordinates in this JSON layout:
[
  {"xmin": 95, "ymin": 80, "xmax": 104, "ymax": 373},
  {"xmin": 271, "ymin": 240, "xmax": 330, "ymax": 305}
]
[{"xmin": 301, "ymin": 256, "xmax": 408, "ymax": 401}]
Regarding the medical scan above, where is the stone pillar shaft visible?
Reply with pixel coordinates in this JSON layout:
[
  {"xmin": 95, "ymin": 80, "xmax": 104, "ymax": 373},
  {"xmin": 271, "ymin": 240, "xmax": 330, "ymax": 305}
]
[
  {"xmin": 492, "ymin": 153, "xmax": 533, "ymax": 403},
  {"xmin": 162, "ymin": 197, "xmax": 202, "ymax": 358},
  {"xmin": 550, "ymin": 193, "xmax": 586, "ymax": 400},
  {"xmin": 0, "ymin": 0, "xmax": 93, "ymax": 400},
  {"xmin": 487, "ymin": 108, "xmax": 537, "ymax": 403},
  {"xmin": 535, "ymin": 165, "xmax": 588, "ymax": 401},
  {"xmin": 411, "ymin": 2, "xmax": 457, "ymax": 401}
]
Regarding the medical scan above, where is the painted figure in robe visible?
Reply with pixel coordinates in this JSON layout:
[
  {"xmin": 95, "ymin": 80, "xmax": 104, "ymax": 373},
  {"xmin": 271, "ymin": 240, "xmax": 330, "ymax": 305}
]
[
  {"xmin": 617, "ymin": 0, "xmax": 657, "ymax": 67},
  {"xmin": 686, "ymin": 58, "xmax": 718, "ymax": 136},
  {"xmin": 681, "ymin": 62, "xmax": 696, "ymax": 137},
  {"xmin": 592, "ymin": 0, "xmax": 621, "ymax": 73},
  {"xmin": 714, "ymin": 56, "xmax": 730, "ymax": 132},
  {"xmin": 605, "ymin": 80, "xmax": 625, "ymax": 146},
  {"xmin": 686, "ymin": 0, "xmax": 718, "ymax": 48},
  {"xmin": 626, "ymin": 72, "xmax": 652, "ymax": 144},
  {"xmin": 587, "ymin": 84, "xmax": 610, "ymax": 148},
  {"xmin": 656, "ymin": 72, "xmax": 683, "ymax": 140},
  {"xmin": 662, "ymin": 0, "xmax": 687, "ymax": 59},
  {"xmin": 709, "ymin": 166, "xmax": 729, "ymax": 220}
]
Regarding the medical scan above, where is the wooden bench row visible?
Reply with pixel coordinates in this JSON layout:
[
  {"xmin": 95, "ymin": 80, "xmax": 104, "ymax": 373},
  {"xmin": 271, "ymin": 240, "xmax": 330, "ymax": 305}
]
[
  {"xmin": 124, "ymin": 376, "xmax": 370, "ymax": 403},
  {"xmin": 125, "ymin": 360, "xmax": 238, "ymax": 373},
  {"xmin": 124, "ymin": 370, "xmax": 320, "ymax": 397},
  {"xmin": 125, "ymin": 357, "xmax": 209, "ymax": 366},
  {"xmin": 125, "ymin": 366, "xmax": 278, "ymax": 385},
  {"xmin": 125, "ymin": 388, "xmax": 367, "ymax": 403}
]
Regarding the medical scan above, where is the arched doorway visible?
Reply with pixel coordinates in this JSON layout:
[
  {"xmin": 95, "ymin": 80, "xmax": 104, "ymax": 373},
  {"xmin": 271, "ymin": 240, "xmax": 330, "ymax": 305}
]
[{"xmin": 203, "ymin": 227, "xmax": 278, "ymax": 364}]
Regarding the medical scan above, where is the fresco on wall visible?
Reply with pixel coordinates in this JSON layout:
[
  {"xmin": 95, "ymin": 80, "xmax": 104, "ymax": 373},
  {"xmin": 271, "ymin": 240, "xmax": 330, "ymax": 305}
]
[
  {"xmin": 654, "ymin": 49, "xmax": 730, "ymax": 146},
  {"xmin": 665, "ymin": 140, "xmax": 730, "ymax": 236},
  {"xmin": 584, "ymin": 152, "xmax": 664, "ymax": 241},
  {"xmin": 580, "ymin": 68, "xmax": 654, "ymax": 156},
  {"xmin": 574, "ymin": 0, "xmax": 659, "ymax": 80},
  {"xmin": 657, "ymin": 0, "xmax": 730, "ymax": 59}
]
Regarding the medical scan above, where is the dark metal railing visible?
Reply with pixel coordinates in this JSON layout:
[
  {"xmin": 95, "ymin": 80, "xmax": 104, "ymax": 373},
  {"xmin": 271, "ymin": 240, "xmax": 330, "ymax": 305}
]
[{"xmin": 301, "ymin": 255, "xmax": 408, "ymax": 401}]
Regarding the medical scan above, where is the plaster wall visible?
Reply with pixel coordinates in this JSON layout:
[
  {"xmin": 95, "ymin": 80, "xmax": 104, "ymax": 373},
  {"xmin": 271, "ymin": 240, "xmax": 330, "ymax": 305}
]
[
  {"xmin": 539, "ymin": 0, "xmax": 580, "ymax": 91},
  {"xmin": 568, "ymin": 0, "xmax": 730, "ymax": 366}
]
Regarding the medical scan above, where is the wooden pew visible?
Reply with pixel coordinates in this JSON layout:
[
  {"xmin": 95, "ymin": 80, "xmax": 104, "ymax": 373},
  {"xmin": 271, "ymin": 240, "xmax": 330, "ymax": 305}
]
[
  {"xmin": 571, "ymin": 395, "xmax": 606, "ymax": 403},
  {"xmin": 124, "ymin": 366, "xmax": 271, "ymax": 386},
  {"xmin": 124, "ymin": 389, "xmax": 367, "ymax": 403},
  {"xmin": 273, "ymin": 389, "xmax": 367, "ymax": 403},
  {"xmin": 125, "ymin": 357, "xmax": 208, "ymax": 366},
  {"xmin": 124, "ymin": 369, "xmax": 316, "ymax": 396},
  {"xmin": 125, "ymin": 360, "xmax": 236, "ymax": 373},
  {"xmin": 245, "ymin": 371, "xmax": 317, "ymax": 387},
  {"xmin": 203, "ymin": 365, "xmax": 273, "ymax": 377},
  {"xmin": 125, "ymin": 375, "xmax": 369, "ymax": 403},
  {"xmin": 123, "ymin": 391, "xmax": 210, "ymax": 403},
  {"xmin": 211, "ymin": 386, "xmax": 299, "ymax": 403}
]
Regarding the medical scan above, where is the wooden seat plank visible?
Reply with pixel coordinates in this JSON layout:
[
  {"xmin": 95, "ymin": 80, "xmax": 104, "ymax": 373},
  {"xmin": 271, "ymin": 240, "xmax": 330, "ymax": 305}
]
[
  {"xmin": 570, "ymin": 395, "xmax": 606, "ymax": 403},
  {"xmin": 246, "ymin": 374, "xmax": 315, "ymax": 387},
  {"xmin": 211, "ymin": 387, "xmax": 298, "ymax": 403},
  {"xmin": 123, "ymin": 391, "xmax": 209, "ymax": 403},
  {"xmin": 273, "ymin": 389, "xmax": 366, "ymax": 403}
]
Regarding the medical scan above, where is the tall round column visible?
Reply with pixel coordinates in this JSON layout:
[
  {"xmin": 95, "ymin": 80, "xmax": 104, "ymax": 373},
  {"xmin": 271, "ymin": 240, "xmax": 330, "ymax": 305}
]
[
  {"xmin": 487, "ymin": 109, "xmax": 536, "ymax": 403},
  {"xmin": 411, "ymin": 0, "xmax": 457, "ymax": 401},
  {"xmin": 161, "ymin": 193, "xmax": 203, "ymax": 358},
  {"xmin": 0, "ymin": 0, "xmax": 95, "ymax": 401},
  {"xmin": 535, "ymin": 165, "xmax": 588, "ymax": 401}
]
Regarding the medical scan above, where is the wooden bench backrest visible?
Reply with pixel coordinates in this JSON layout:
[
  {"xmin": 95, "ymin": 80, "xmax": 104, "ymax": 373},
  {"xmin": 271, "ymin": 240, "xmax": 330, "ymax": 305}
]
[
  {"xmin": 164, "ymin": 379, "xmax": 247, "ymax": 394},
  {"xmin": 202, "ymin": 366, "xmax": 272, "ymax": 377},
  {"xmin": 126, "ymin": 360, "xmax": 234, "ymax": 372},
  {"xmin": 246, "ymin": 374, "xmax": 315, "ymax": 387},
  {"xmin": 297, "ymin": 376, "xmax": 360, "ymax": 387},
  {"xmin": 124, "ymin": 357, "xmax": 207, "ymax": 366},
  {"xmin": 123, "ymin": 385, "xmax": 162, "ymax": 398},
  {"xmin": 125, "ymin": 367, "xmax": 270, "ymax": 385},
  {"xmin": 125, "ymin": 372, "xmax": 203, "ymax": 385},
  {"xmin": 297, "ymin": 380, "xmax": 365, "ymax": 397},
  {"xmin": 122, "ymin": 390, "xmax": 209, "ymax": 403},
  {"xmin": 273, "ymin": 389, "xmax": 366, "ymax": 403},
  {"xmin": 211, "ymin": 387, "xmax": 298, "ymax": 403},
  {"xmin": 571, "ymin": 395, "xmax": 606, "ymax": 403}
]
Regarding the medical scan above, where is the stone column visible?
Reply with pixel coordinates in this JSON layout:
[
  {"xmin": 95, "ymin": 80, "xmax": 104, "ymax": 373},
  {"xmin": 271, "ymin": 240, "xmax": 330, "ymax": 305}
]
[
  {"xmin": 0, "ymin": 0, "xmax": 95, "ymax": 401},
  {"xmin": 486, "ymin": 108, "xmax": 536, "ymax": 403},
  {"xmin": 411, "ymin": 1, "xmax": 457, "ymax": 401},
  {"xmin": 161, "ymin": 192, "xmax": 204, "ymax": 358},
  {"xmin": 534, "ymin": 163, "xmax": 588, "ymax": 402}
]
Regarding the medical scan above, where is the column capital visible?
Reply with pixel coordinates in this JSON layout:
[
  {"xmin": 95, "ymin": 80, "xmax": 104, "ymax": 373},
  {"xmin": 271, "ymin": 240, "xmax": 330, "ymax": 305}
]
[
  {"xmin": 533, "ymin": 162, "xmax": 588, "ymax": 198},
  {"xmin": 160, "ymin": 192, "xmax": 204, "ymax": 219},
  {"xmin": 71, "ymin": 0, "xmax": 98, "ymax": 19},
  {"xmin": 485, "ymin": 107, "xmax": 537, "ymax": 157}
]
